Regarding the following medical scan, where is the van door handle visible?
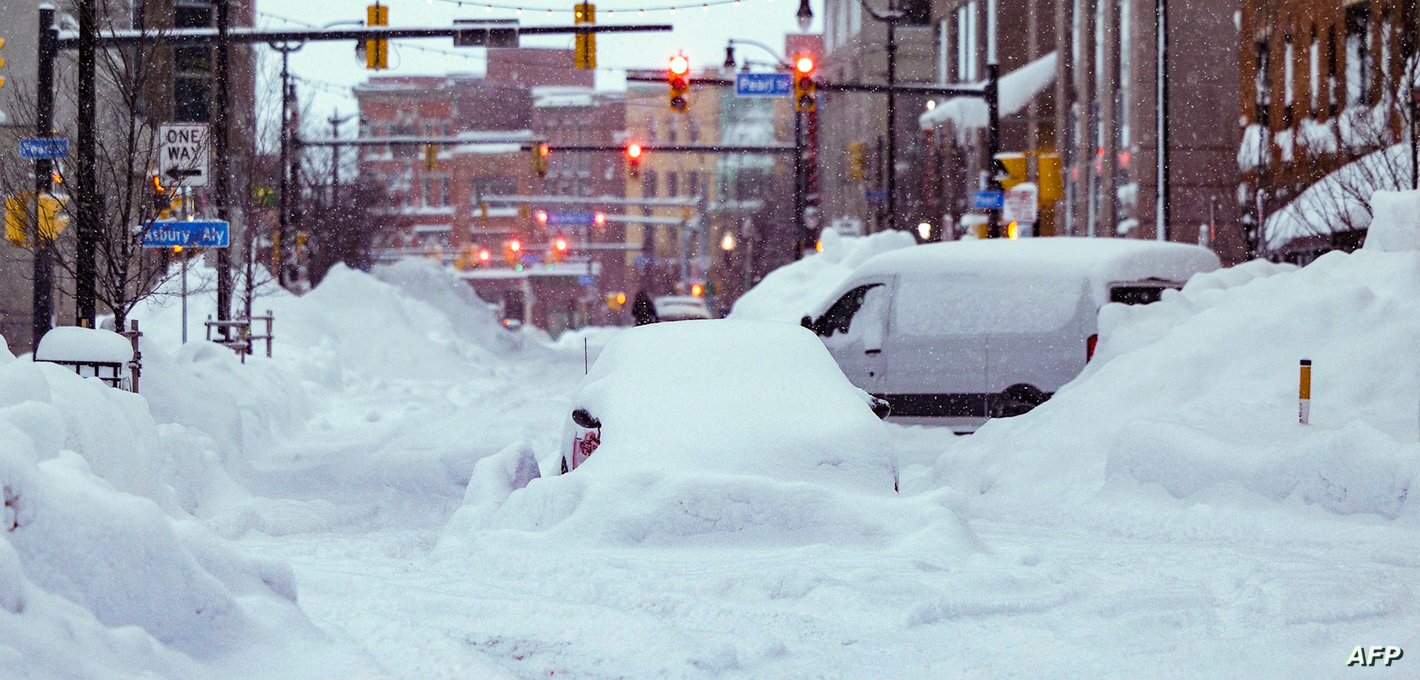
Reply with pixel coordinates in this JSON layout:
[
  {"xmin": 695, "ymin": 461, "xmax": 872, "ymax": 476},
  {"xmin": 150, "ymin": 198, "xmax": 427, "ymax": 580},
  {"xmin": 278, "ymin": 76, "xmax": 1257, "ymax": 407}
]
[{"xmin": 865, "ymin": 349, "xmax": 881, "ymax": 355}]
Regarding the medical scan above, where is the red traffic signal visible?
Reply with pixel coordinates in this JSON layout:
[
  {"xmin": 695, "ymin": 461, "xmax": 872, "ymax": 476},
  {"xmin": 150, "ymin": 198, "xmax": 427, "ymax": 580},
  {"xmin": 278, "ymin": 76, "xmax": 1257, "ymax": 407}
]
[
  {"xmin": 478, "ymin": 247, "xmax": 492, "ymax": 262},
  {"xmin": 794, "ymin": 55, "xmax": 815, "ymax": 74},
  {"xmin": 593, "ymin": 211, "xmax": 607, "ymax": 227},
  {"xmin": 507, "ymin": 238, "xmax": 522, "ymax": 253},
  {"xmin": 531, "ymin": 142, "xmax": 549, "ymax": 178},
  {"xmin": 667, "ymin": 53, "xmax": 690, "ymax": 112},
  {"xmin": 535, "ymin": 209, "xmax": 549, "ymax": 226},
  {"xmin": 554, "ymin": 236, "xmax": 569, "ymax": 252},
  {"xmin": 792, "ymin": 54, "xmax": 817, "ymax": 113},
  {"xmin": 626, "ymin": 142, "xmax": 643, "ymax": 177}
]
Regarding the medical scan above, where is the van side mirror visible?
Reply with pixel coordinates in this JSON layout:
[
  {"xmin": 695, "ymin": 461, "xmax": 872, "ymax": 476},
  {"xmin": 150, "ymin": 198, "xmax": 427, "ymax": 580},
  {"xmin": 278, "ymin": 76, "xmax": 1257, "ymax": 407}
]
[
  {"xmin": 800, "ymin": 315, "xmax": 814, "ymax": 330},
  {"xmin": 869, "ymin": 397, "xmax": 892, "ymax": 420},
  {"xmin": 571, "ymin": 408, "xmax": 601, "ymax": 429}
]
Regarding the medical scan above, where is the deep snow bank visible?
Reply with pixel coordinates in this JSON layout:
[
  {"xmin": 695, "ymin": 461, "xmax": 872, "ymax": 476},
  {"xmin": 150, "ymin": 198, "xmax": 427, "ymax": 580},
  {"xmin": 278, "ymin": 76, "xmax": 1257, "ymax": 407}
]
[
  {"xmin": 0, "ymin": 340, "xmax": 349, "ymax": 679},
  {"xmin": 937, "ymin": 212, "xmax": 1420, "ymax": 523},
  {"xmin": 729, "ymin": 229, "xmax": 917, "ymax": 322}
]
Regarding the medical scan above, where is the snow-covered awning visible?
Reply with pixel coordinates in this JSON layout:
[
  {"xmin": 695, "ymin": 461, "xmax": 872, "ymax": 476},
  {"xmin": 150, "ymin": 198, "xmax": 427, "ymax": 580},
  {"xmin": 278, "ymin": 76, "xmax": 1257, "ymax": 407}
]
[{"xmin": 918, "ymin": 52, "xmax": 1057, "ymax": 131}]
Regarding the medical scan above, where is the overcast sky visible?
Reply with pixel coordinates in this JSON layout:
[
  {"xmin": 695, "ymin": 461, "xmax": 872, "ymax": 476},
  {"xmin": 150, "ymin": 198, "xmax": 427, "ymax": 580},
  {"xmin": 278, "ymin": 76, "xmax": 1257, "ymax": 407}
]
[{"xmin": 256, "ymin": 0, "xmax": 818, "ymax": 135}]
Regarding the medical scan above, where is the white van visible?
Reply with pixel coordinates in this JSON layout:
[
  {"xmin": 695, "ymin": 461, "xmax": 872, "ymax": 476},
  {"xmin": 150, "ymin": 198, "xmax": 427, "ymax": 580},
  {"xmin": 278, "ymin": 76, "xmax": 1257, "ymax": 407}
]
[{"xmin": 801, "ymin": 238, "xmax": 1220, "ymax": 432}]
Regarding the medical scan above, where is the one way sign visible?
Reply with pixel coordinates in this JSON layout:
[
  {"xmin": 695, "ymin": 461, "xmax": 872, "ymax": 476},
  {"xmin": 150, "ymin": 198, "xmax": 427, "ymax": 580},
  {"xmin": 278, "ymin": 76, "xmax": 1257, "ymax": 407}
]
[{"xmin": 159, "ymin": 123, "xmax": 209, "ymax": 188}]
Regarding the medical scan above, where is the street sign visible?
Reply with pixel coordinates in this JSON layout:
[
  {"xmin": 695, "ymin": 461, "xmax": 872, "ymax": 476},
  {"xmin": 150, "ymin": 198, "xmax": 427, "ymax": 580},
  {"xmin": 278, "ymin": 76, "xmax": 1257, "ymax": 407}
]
[
  {"xmin": 865, "ymin": 189, "xmax": 888, "ymax": 203},
  {"xmin": 577, "ymin": 274, "xmax": 597, "ymax": 286},
  {"xmin": 19, "ymin": 137, "xmax": 68, "ymax": 160},
  {"xmin": 735, "ymin": 72, "xmax": 793, "ymax": 97},
  {"xmin": 141, "ymin": 220, "xmax": 229, "ymax": 249},
  {"xmin": 1003, "ymin": 183, "xmax": 1039, "ymax": 224},
  {"xmin": 546, "ymin": 210, "xmax": 597, "ymax": 227},
  {"xmin": 158, "ymin": 123, "xmax": 209, "ymax": 188},
  {"xmin": 972, "ymin": 190, "xmax": 1005, "ymax": 210}
]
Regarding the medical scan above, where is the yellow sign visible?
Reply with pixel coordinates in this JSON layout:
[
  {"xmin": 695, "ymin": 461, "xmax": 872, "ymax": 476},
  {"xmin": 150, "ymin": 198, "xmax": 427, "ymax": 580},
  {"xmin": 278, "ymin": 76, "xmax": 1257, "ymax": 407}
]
[{"xmin": 4, "ymin": 193, "xmax": 66, "ymax": 246}]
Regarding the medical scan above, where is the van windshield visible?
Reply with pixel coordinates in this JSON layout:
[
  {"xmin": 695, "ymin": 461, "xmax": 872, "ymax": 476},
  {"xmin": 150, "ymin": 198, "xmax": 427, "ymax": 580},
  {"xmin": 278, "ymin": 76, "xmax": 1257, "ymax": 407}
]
[{"xmin": 894, "ymin": 273, "xmax": 1085, "ymax": 336}]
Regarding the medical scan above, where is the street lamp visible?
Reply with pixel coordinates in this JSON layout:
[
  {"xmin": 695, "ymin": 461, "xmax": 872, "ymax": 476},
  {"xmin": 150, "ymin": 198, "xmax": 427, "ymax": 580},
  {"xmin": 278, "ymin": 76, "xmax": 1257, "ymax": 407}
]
[
  {"xmin": 796, "ymin": 0, "xmax": 814, "ymax": 31},
  {"xmin": 720, "ymin": 231, "xmax": 736, "ymax": 251}
]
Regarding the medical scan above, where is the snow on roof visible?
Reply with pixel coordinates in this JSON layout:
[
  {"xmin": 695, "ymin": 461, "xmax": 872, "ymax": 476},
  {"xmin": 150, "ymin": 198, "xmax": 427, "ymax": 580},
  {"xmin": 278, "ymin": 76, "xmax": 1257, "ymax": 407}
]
[
  {"xmin": 850, "ymin": 237, "xmax": 1219, "ymax": 307},
  {"xmin": 532, "ymin": 86, "xmax": 596, "ymax": 108},
  {"xmin": 1263, "ymin": 142, "xmax": 1411, "ymax": 250},
  {"xmin": 918, "ymin": 52, "xmax": 1058, "ymax": 131},
  {"xmin": 34, "ymin": 327, "xmax": 132, "ymax": 363}
]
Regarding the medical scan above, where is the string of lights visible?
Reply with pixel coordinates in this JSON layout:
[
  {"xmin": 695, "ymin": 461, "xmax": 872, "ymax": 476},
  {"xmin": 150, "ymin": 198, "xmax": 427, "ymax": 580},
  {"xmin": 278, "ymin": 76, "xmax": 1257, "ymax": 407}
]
[
  {"xmin": 256, "ymin": 10, "xmax": 675, "ymax": 75},
  {"xmin": 431, "ymin": 0, "xmax": 756, "ymax": 16}
]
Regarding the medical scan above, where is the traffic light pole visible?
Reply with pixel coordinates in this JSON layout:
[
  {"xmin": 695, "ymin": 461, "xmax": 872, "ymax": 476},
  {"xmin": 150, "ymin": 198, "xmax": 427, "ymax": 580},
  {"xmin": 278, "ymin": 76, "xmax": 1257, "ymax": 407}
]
[
  {"xmin": 74, "ymin": 0, "xmax": 98, "ymax": 327},
  {"xmin": 884, "ymin": 1, "xmax": 898, "ymax": 234},
  {"xmin": 793, "ymin": 110, "xmax": 806, "ymax": 259},
  {"xmin": 214, "ymin": 0, "xmax": 232, "ymax": 331},
  {"xmin": 30, "ymin": 5, "xmax": 57, "ymax": 352}
]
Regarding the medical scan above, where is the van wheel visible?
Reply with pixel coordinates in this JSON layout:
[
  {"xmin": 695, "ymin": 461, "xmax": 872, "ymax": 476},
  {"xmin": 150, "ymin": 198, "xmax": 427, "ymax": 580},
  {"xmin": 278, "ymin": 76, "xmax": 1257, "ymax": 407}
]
[{"xmin": 992, "ymin": 384, "xmax": 1048, "ymax": 418}]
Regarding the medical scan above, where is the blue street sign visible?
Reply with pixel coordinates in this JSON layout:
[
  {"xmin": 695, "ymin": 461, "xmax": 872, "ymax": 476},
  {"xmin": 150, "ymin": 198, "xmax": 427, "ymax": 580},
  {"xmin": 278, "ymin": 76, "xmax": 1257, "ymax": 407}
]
[
  {"xmin": 577, "ymin": 274, "xmax": 597, "ymax": 286},
  {"xmin": 735, "ymin": 72, "xmax": 793, "ymax": 97},
  {"xmin": 141, "ymin": 220, "xmax": 230, "ymax": 248},
  {"xmin": 633, "ymin": 255, "xmax": 653, "ymax": 268},
  {"xmin": 972, "ymin": 190, "xmax": 1005, "ymax": 210},
  {"xmin": 546, "ymin": 210, "xmax": 597, "ymax": 227},
  {"xmin": 865, "ymin": 189, "xmax": 888, "ymax": 203},
  {"xmin": 19, "ymin": 138, "xmax": 69, "ymax": 160}
]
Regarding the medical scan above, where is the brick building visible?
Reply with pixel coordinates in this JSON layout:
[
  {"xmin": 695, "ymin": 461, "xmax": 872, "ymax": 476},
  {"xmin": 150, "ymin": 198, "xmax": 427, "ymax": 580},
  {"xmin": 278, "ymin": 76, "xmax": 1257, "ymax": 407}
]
[{"xmin": 1239, "ymin": 0, "xmax": 1416, "ymax": 261}]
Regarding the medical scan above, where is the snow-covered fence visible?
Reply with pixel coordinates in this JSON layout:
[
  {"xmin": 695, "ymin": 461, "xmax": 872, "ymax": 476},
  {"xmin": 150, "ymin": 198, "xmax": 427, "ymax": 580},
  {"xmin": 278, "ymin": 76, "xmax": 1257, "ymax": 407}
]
[
  {"xmin": 204, "ymin": 310, "xmax": 274, "ymax": 364},
  {"xmin": 32, "ymin": 321, "xmax": 144, "ymax": 392}
]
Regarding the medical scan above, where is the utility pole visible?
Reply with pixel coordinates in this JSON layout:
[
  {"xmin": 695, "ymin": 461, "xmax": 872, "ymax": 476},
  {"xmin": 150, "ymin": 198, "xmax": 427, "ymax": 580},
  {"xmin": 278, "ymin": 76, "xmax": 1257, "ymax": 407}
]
[
  {"xmin": 1156, "ymin": 0, "xmax": 1170, "ymax": 240},
  {"xmin": 74, "ymin": 0, "xmax": 99, "ymax": 327},
  {"xmin": 793, "ymin": 109, "xmax": 805, "ymax": 258},
  {"xmin": 30, "ymin": 5, "xmax": 57, "ymax": 351},
  {"xmin": 274, "ymin": 44, "xmax": 298, "ymax": 287},
  {"xmin": 884, "ymin": 0, "xmax": 898, "ymax": 233},
  {"xmin": 986, "ymin": 0, "xmax": 1002, "ymax": 238},
  {"xmin": 214, "ymin": 0, "xmax": 233, "ymax": 327}
]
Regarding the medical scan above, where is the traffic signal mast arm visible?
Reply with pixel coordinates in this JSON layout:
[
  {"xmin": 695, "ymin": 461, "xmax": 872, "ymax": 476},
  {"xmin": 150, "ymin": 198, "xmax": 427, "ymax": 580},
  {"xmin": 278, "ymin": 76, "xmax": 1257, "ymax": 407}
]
[
  {"xmin": 50, "ymin": 23, "xmax": 672, "ymax": 49},
  {"xmin": 626, "ymin": 73, "xmax": 990, "ymax": 98}
]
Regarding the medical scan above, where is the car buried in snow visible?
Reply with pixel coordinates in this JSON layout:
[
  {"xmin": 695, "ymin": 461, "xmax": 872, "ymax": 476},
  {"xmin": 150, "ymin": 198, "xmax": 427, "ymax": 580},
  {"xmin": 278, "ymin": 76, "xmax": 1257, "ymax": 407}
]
[{"xmin": 557, "ymin": 319, "xmax": 897, "ymax": 493}]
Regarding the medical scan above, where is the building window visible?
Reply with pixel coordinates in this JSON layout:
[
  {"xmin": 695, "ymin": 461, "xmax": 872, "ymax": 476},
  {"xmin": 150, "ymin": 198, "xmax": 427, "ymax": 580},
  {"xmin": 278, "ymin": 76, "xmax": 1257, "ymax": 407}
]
[
  {"xmin": 644, "ymin": 170, "xmax": 658, "ymax": 198},
  {"xmin": 1283, "ymin": 35, "xmax": 1295, "ymax": 125},
  {"xmin": 1254, "ymin": 40, "xmax": 1271, "ymax": 124},
  {"xmin": 936, "ymin": 18, "xmax": 950, "ymax": 83},
  {"xmin": 1345, "ymin": 3, "xmax": 1370, "ymax": 106},
  {"xmin": 667, "ymin": 171, "xmax": 679, "ymax": 196},
  {"xmin": 1309, "ymin": 30, "xmax": 1319, "ymax": 114},
  {"xmin": 173, "ymin": 2, "xmax": 214, "ymax": 122},
  {"xmin": 1118, "ymin": 0, "xmax": 1131, "ymax": 147},
  {"xmin": 956, "ymin": 2, "xmax": 978, "ymax": 81},
  {"xmin": 688, "ymin": 171, "xmax": 700, "ymax": 197},
  {"xmin": 1328, "ymin": 26, "xmax": 1338, "ymax": 114}
]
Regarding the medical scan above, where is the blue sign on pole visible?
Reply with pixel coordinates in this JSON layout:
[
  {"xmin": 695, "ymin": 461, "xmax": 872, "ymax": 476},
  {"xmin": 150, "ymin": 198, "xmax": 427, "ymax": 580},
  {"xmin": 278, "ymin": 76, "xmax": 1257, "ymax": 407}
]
[
  {"xmin": 865, "ymin": 189, "xmax": 888, "ymax": 203},
  {"xmin": 141, "ymin": 220, "xmax": 230, "ymax": 249},
  {"xmin": 546, "ymin": 210, "xmax": 597, "ymax": 227},
  {"xmin": 19, "ymin": 138, "xmax": 69, "ymax": 160},
  {"xmin": 972, "ymin": 190, "xmax": 1005, "ymax": 210},
  {"xmin": 577, "ymin": 274, "xmax": 597, "ymax": 286},
  {"xmin": 735, "ymin": 73, "xmax": 793, "ymax": 97}
]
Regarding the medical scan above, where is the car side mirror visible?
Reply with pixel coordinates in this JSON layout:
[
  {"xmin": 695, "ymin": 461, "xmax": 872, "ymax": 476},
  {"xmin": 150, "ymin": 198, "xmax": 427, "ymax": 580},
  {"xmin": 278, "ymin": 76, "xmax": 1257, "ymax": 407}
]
[
  {"xmin": 869, "ymin": 397, "xmax": 892, "ymax": 420},
  {"xmin": 571, "ymin": 408, "xmax": 601, "ymax": 429}
]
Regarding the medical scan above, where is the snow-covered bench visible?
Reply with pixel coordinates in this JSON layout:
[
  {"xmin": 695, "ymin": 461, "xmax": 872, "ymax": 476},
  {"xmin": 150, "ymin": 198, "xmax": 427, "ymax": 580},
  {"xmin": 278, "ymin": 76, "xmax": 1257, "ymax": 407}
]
[{"xmin": 33, "ymin": 322, "xmax": 144, "ymax": 392}]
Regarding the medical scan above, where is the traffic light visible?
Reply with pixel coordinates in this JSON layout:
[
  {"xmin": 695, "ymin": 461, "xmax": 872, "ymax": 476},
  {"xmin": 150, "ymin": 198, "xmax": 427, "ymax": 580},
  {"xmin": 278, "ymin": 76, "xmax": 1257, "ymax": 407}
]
[
  {"xmin": 846, "ymin": 141, "xmax": 866, "ymax": 181},
  {"xmin": 626, "ymin": 143, "xmax": 642, "ymax": 178},
  {"xmin": 551, "ymin": 235, "xmax": 570, "ymax": 262},
  {"xmin": 793, "ymin": 55, "xmax": 817, "ymax": 113},
  {"xmin": 667, "ymin": 53, "xmax": 690, "ymax": 113},
  {"xmin": 149, "ymin": 174, "xmax": 169, "ymax": 214},
  {"xmin": 532, "ymin": 142, "xmax": 549, "ymax": 178},
  {"xmin": 423, "ymin": 144, "xmax": 438, "ymax": 171},
  {"xmin": 535, "ymin": 209, "xmax": 549, "ymax": 227},
  {"xmin": 478, "ymin": 247, "xmax": 492, "ymax": 264},
  {"xmin": 504, "ymin": 238, "xmax": 522, "ymax": 265},
  {"xmin": 994, "ymin": 152, "xmax": 1027, "ymax": 190},
  {"xmin": 0, "ymin": 37, "xmax": 7, "ymax": 90},
  {"xmin": 573, "ymin": 2, "xmax": 597, "ymax": 70},
  {"xmin": 593, "ymin": 211, "xmax": 607, "ymax": 229},
  {"xmin": 365, "ymin": 3, "xmax": 389, "ymax": 71}
]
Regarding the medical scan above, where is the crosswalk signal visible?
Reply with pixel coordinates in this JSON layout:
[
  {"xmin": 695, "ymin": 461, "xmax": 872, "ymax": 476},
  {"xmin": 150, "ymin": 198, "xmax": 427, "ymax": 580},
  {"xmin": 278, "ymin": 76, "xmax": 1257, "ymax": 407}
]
[
  {"xmin": 793, "ymin": 55, "xmax": 816, "ymax": 113},
  {"xmin": 626, "ymin": 142, "xmax": 643, "ymax": 178},
  {"xmin": 532, "ymin": 142, "xmax": 550, "ymax": 178},
  {"xmin": 667, "ymin": 53, "xmax": 690, "ymax": 113},
  {"xmin": 574, "ymin": 2, "xmax": 597, "ymax": 70},
  {"xmin": 365, "ymin": 3, "xmax": 389, "ymax": 71}
]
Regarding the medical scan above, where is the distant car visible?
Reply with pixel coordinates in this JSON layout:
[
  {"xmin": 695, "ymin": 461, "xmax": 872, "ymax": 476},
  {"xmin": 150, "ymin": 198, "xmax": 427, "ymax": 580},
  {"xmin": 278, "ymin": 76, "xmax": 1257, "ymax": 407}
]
[
  {"xmin": 801, "ymin": 237, "xmax": 1220, "ymax": 433},
  {"xmin": 558, "ymin": 319, "xmax": 897, "ymax": 493},
  {"xmin": 652, "ymin": 295, "xmax": 712, "ymax": 322}
]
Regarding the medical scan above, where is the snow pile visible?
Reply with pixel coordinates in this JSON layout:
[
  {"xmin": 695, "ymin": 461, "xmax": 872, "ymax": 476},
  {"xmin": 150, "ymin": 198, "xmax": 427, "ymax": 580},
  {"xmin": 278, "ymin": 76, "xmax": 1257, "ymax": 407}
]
[
  {"xmin": 0, "ymin": 338, "xmax": 352, "ymax": 679},
  {"xmin": 936, "ymin": 221, "xmax": 1420, "ymax": 524},
  {"xmin": 1364, "ymin": 189, "xmax": 1420, "ymax": 252},
  {"xmin": 443, "ymin": 321, "xmax": 977, "ymax": 551},
  {"xmin": 34, "ymin": 326, "xmax": 133, "ymax": 363},
  {"xmin": 729, "ymin": 229, "xmax": 916, "ymax": 323}
]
